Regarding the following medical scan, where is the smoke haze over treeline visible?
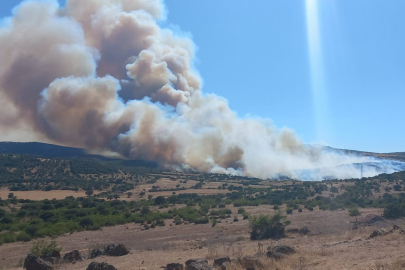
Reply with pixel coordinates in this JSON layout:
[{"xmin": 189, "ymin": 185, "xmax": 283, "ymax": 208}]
[{"xmin": 0, "ymin": 0, "xmax": 403, "ymax": 180}]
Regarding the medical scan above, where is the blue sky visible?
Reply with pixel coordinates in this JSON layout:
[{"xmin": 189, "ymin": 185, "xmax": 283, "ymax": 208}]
[{"xmin": 1, "ymin": 0, "xmax": 404, "ymax": 153}]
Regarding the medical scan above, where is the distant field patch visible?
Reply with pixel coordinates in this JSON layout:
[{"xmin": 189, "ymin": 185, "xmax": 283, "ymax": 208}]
[{"xmin": 0, "ymin": 189, "xmax": 95, "ymax": 200}]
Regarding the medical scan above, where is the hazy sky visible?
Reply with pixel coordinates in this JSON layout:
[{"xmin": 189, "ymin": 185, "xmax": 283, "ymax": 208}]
[{"xmin": 1, "ymin": 0, "xmax": 404, "ymax": 153}]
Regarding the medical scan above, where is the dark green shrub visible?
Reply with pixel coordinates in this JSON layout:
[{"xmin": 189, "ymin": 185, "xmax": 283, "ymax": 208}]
[
  {"xmin": 238, "ymin": 208, "xmax": 246, "ymax": 214},
  {"xmin": 249, "ymin": 213, "xmax": 289, "ymax": 240},
  {"xmin": 383, "ymin": 203, "xmax": 403, "ymax": 219},
  {"xmin": 79, "ymin": 218, "xmax": 94, "ymax": 227},
  {"xmin": 319, "ymin": 205, "xmax": 328, "ymax": 211},
  {"xmin": 174, "ymin": 216, "xmax": 182, "ymax": 225},
  {"xmin": 141, "ymin": 206, "xmax": 150, "ymax": 215},
  {"xmin": 25, "ymin": 225, "xmax": 39, "ymax": 236},
  {"xmin": 154, "ymin": 196, "xmax": 166, "ymax": 205},
  {"xmin": 330, "ymin": 186, "xmax": 339, "ymax": 193},
  {"xmin": 40, "ymin": 212, "xmax": 55, "ymax": 221},
  {"xmin": 41, "ymin": 204, "xmax": 54, "ymax": 211},
  {"xmin": 96, "ymin": 205, "xmax": 109, "ymax": 215},
  {"xmin": 156, "ymin": 219, "xmax": 165, "ymax": 226},
  {"xmin": 2, "ymin": 232, "xmax": 16, "ymax": 243},
  {"xmin": 194, "ymin": 217, "xmax": 209, "ymax": 224},
  {"xmin": 1, "ymin": 217, "xmax": 13, "ymax": 224},
  {"xmin": 17, "ymin": 210, "xmax": 27, "ymax": 218}
]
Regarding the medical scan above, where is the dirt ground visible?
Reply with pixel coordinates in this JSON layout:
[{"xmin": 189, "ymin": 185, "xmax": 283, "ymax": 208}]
[
  {"xmin": 0, "ymin": 178, "xmax": 228, "ymax": 201},
  {"xmin": 1, "ymin": 207, "xmax": 405, "ymax": 270},
  {"xmin": 0, "ymin": 189, "xmax": 98, "ymax": 201},
  {"xmin": 126, "ymin": 178, "xmax": 230, "ymax": 200}
]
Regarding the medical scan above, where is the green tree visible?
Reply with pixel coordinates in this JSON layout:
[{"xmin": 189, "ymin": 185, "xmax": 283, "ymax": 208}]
[
  {"xmin": 141, "ymin": 206, "xmax": 150, "ymax": 215},
  {"xmin": 330, "ymin": 186, "xmax": 339, "ymax": 193},
  {"xmin": 249, "ymin": 212, "xmax": 290, "ymax": 240},
  {"xmin": 127, "ymin": 192, "xmax": 133, "ymax": 198},
  {"xmin": 383, "ymin": 203, "xmax": 403, "ymax": 219},
  {"xmin": 25, "ymin": 225, "xmax": 39, "ymax": 236},
  {"xmin": 40, "ymin": 212, "xmax": 55, "ymax": 221},
  {"xmin": 154, "ymin": 196, "xmax": 166, "ymax": 205},
  {"xmin": 79, "ymin": 218, "xmax": 94, "ymax": 227},
  {"xmin": 85, "ymin": 190, "xmax": 94, "ymax": 197},
  {"xmin": 348, "ymin": 206, "xmax": 361, "ymax": 222}
]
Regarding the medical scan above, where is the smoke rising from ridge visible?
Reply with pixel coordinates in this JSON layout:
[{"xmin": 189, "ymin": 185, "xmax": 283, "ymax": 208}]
[{"xmin": 0, "ymin": 0, "xmax": 402, "ymax": 180}]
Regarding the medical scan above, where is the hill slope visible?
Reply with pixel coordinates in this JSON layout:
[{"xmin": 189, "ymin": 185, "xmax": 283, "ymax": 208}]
[
  {"xmin": 2, "ymin": 141, "xmax": 405, "ymax": 163},
  {"xmin": 0, "ymin": 142, "xmax": 90, "ymax": 159},
  {"xmin": 0, "ymin": 141, "xmax": 157, "ymax": 166},
  {"xmin": 320, "ymin": 145, "xmax": 405, "ymax": 162}
]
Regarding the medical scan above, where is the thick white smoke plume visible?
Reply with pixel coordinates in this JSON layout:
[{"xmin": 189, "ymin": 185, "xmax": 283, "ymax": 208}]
[{"xmin": 0, "ymin": 0, "xmax": 403, "ymax": 180}]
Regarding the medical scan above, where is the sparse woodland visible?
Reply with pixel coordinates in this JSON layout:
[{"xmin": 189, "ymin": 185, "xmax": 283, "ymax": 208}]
[{"xmin": 1, "ymin": 151, "xmax": 405, "ymax": 247}]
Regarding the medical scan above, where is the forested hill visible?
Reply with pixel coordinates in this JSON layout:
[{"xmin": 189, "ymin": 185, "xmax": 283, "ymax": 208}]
[
  {"xmin": 0, "ymin": 142, "xmax": 158, "ymax": 167},
  {"xmin": 0, "ymin": 142, "xmax": 159, "ymax": 192},
  {"xmin": 2, "ymin": 141, "xmax": 404, "ymax": 162},
  {"xmin": 0, "ymin": 142, "xmax": 89, "ymax": 159}
]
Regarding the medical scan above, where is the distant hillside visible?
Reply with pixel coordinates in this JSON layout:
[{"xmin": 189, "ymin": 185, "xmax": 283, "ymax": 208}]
[
  {"xmin": 3, "ymin": 142, "xmax": 404, "ymax": 160},
  {"xmin": 0, "ymin": 142, "xmax": 89, "ymax": 159},
  {"xmin": 0, "ymin": 149, "xmax": 159, "ymax": 192},
  {"xmin": 318, "ymin": 145, "xmax": 405, "ymax": 162},
  {"xmin": 0, "ymin": 142, "xmax": 157, "ymax": 167},
  {"xmin": 375, "ymin": 152, "xmax": 405, "ymax": 162},
  {"xmin": 0, "ymin": 142, "xmax": 404, "ymax": 180}
]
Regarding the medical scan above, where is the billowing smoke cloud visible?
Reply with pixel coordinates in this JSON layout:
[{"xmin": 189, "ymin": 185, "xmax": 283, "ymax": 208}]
[{"xmin": 0, "ymin": 0, "xmax": 402, "ymax": 180}]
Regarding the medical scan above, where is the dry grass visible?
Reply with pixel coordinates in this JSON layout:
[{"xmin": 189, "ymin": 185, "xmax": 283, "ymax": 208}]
[
  {"xmin": 1, "ymin": 206, "xmax": 405, "ymax": 269},
  {"xmin": 0, "ymin": 189, "xmax": 100, "ymax": 201}
]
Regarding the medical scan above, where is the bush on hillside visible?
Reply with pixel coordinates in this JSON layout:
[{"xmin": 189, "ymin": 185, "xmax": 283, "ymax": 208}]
[
  {"xmin": 249, "ymin": 212, "xmax": 290, "ymax": 240},
  {"xmin": 30, "ymin": 239, "xmax": 62, "ymax": 257}
]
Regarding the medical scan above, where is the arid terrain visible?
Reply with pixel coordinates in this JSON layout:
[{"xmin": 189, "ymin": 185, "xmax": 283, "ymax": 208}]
[
  {"xmin": 1, "ymin": 205, "xmax": 405, "ymax": 270},
  {"xmin": 1, "ymin": 143, "xmax": 405, "ymax": 270},
  {"xmin": 0, "ymin": 0, "xmax": 404, "ymax": 267},
  {"xmin": 0, "ymin": 189, "xmax": 100, "ymax": 201}
]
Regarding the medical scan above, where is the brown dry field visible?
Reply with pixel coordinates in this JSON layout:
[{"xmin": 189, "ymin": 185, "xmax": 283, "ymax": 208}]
[
  {"xmin": 2, "ymin": 178, "xmax": 405, "ymax": 269},
  {"xmin": 0, "ymin": 189, "xmax": 101, "ymax": 201},
  {"xmin": 1, "ymin": 207, "xmax": 405, "ymax": 270},
  {"xmin": 126, "ymin": 178, "xmax": 230, "ymax": 200},
  {"xmin": 0, "ymin": 178, "xmax": 227, "ymax": 201}
]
